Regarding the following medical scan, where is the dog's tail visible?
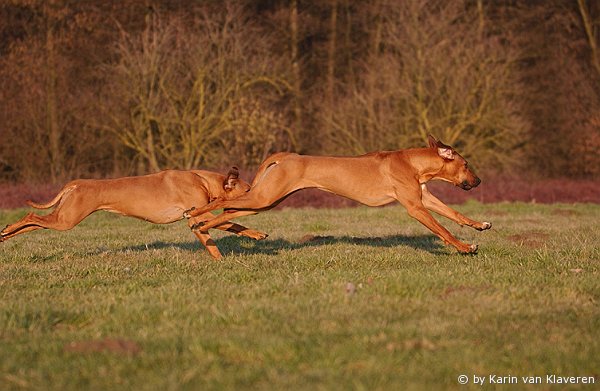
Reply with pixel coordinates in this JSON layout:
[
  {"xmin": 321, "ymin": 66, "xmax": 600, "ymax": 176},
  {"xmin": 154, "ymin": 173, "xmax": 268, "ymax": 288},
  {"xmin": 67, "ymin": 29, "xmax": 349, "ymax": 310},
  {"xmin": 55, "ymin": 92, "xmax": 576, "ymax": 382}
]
[{"xmin": 26, "ymin": 184, "xmax": 77, "ymax": 209}]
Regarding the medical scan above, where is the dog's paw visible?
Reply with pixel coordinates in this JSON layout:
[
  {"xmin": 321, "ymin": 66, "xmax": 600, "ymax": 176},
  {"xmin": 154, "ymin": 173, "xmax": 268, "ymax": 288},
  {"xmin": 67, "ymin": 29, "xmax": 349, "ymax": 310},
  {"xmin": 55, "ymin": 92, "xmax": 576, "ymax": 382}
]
[
  {"xmin": 238, "ymin": 229, "xmax": 268, "ymax": 240},
  {"xmin": 183, "ymin": 207, "xmax": 196, "ymax": 219},
  {"xmin": 476, "ymin": 221, "xmax": 492, "ymax": 231},
  {"xmin": 459, "ymin": 243, "xmax": 478, "ymax": 254},
  {"xmin": 190, "ymin": 221, "xmax": 205, "ymax": 231},
  {"xmin": 251, "ymin": 232, "xmax": 269, "ymax": 241}
]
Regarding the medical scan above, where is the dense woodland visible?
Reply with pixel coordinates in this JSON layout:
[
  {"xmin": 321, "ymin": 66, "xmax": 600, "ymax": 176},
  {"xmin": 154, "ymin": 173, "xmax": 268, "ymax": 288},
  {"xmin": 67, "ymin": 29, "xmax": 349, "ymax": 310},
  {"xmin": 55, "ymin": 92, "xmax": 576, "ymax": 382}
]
[{"xmin": 0, "ymin": 0, "xmax": 599, "ymax": 183}]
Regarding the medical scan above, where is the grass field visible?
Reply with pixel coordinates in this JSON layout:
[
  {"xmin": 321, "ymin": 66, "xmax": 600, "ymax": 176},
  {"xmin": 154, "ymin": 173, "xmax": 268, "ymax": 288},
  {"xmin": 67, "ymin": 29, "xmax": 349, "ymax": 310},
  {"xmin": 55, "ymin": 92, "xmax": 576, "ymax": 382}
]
[{"xmin": 1, "ymin": 202, "xmax": 599, "ymax": 390}]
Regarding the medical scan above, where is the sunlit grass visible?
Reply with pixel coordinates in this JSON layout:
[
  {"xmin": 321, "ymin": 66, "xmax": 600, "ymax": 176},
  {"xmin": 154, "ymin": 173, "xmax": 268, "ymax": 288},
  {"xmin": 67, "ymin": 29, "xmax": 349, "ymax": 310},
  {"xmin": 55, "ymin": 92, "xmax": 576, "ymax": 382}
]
[{"xmin": 1, "ymin": 202, "xmax": 599, "ymax": 390}]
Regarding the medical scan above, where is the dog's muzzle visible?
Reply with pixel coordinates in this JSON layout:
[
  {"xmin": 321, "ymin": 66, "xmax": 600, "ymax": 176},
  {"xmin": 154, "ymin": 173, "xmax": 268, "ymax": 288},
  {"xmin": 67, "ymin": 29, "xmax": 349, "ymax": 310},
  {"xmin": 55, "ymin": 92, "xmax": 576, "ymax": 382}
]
[{"xmin": 460, "ymin": 177, "xmax": 481, "ymax": 190}]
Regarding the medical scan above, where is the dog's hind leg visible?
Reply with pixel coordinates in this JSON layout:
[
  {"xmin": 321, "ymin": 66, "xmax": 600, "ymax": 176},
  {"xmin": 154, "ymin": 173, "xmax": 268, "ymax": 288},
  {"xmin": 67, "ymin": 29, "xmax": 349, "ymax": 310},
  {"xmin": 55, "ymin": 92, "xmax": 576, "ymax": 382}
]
[
  {"xmin": 1, "ymin": 212, "xmax": 65, "ymax": 241},
  {"xmin": 213, "ymin": 221, "xmax": 268, "ymax": 240},
  {"xmin": 187, "ymin": 211, "xmax": 267, "ymax": 241},
  {"xmin": 1, "ymin": 208, "xmax": 90, "ymax": 242},
  {"xmin": 186, "ymin": 159, "xmax": 302, "ymax": 220},
  {"xmin": 1, "ymin": 191, "xmax": 95, "ymax": 242},
  {"xmin": 1, "ymin": 214, "xmax": 46, "ymax": 241},
  {"xmin": 189, "ymin": 210, "xmax": 260, "ymax": 236}
]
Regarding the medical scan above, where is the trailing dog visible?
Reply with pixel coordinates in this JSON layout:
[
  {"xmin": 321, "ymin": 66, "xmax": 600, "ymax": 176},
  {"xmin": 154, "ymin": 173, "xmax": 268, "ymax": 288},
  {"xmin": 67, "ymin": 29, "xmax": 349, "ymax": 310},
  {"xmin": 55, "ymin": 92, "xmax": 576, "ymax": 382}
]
[
  {"xmin": 1, "ymin": 168, "xmax": 267, "ymax": 259},
  {"xmin": 185, "ymin": 135, "xmax": 491, "ymax": 255}
]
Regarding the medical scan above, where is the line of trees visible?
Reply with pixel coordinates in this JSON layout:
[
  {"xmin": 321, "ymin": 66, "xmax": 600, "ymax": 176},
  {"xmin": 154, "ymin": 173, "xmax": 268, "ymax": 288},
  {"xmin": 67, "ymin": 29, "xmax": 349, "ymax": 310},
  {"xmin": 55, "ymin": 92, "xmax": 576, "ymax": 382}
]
[{"xmin": 0, "ymin": 0, "xmax": 598, "ymax": 183}]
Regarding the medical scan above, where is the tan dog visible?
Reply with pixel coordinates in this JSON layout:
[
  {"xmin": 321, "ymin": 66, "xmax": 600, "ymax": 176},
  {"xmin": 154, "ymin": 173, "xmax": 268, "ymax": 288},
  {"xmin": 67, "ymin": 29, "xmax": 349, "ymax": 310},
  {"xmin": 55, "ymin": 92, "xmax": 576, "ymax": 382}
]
[
  {"xmin": 1, "ymin": 168, "xmax": 267, "ymax": 259},
  {"xmin": 185, "ymin": 135, "xmax": 491, "ymax": 254}
]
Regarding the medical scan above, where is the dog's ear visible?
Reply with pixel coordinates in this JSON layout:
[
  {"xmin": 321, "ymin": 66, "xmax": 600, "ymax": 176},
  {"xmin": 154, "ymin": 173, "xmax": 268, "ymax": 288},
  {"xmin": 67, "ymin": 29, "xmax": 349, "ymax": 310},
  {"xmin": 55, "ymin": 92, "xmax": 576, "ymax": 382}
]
[
  {"xmin": 223, "ymin": 166, "xmax": 240, "ymax": 190},
  {"xmin": 427, "ymin": 134, "xmax": 439, "ymax": 149},
  {"xmin": 438, "ymin": 144, "xmax": 454, "ymax": 160},
  {"xmin": 429, "ymin": 135, "xmax": 455, "ymax": 160}
]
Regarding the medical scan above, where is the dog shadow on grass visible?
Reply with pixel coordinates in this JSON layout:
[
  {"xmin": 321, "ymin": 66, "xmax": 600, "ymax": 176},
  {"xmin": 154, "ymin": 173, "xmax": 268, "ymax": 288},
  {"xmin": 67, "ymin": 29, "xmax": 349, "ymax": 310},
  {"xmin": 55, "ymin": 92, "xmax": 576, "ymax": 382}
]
[{"xmin": 115, "ymin": 234, "xmax": 446, "ymax": 256}]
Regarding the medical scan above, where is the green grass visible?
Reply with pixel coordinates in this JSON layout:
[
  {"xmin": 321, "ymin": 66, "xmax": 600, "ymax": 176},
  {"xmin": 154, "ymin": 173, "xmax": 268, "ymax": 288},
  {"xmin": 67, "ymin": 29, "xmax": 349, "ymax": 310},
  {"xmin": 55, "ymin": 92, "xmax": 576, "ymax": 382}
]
[{"xmin": 1, "ymin": 202, "xmax": 599, "ymax": 390}]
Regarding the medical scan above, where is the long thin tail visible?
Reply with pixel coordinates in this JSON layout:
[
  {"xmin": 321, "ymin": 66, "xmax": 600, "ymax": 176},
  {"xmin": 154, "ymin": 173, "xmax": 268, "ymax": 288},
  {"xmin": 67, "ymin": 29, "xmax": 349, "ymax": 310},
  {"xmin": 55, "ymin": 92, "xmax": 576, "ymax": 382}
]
[{"xmin": 26, "ymin": 184, "xmax": 77, "ymax": 209}]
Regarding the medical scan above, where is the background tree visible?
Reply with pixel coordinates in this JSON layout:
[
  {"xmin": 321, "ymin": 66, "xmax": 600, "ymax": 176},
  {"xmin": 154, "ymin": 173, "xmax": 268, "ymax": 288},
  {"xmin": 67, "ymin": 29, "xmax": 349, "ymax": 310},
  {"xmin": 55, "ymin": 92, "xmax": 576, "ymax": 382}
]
[
  {"xmin": 325, "ymin": 0, "xmax": 528, "ymax": 169},
  {"xmin": 503, "ymin": 0, "xmax": 600, "ymax": 178},
  {"xmin": 0, "ymin": 0, "xmax": 598, "ymax": 183},
  {"xmin": 96, "ymin": 6, "xmax": 291, "ymax": 173},
  {"xmin": 0, "ymin": 0, "xmax": 115, "ymax": 182}
]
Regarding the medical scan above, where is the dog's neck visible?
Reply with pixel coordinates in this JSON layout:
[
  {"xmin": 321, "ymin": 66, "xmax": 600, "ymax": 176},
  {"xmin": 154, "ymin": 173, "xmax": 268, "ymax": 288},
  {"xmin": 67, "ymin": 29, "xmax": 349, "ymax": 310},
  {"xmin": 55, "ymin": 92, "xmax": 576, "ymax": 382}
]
[
  {"xmin": 199, "ymin": 173, "xmax": 223, "ymax": 202},
  {"xmin": 406, "ymin": 148, "xmax": 445, "ymax": 184}
]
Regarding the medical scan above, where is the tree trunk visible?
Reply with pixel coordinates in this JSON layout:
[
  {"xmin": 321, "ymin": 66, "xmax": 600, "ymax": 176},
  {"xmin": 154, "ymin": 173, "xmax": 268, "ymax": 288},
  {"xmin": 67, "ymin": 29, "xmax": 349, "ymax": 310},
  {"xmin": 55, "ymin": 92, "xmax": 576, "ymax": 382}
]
[
  {"xmin": 45, "ymin": 2, "xmax": 62, "ymax": 183},
  {"xmin": 326, "ymin": 0, "xmax": 338, "ymax": 114},
  {"xmin": 290, "ymin": 0, "xmax": 303, "ymax": 146},
  {"xmin": 578, "ymin": 0, "xmax": 600, "ymax": 77}
]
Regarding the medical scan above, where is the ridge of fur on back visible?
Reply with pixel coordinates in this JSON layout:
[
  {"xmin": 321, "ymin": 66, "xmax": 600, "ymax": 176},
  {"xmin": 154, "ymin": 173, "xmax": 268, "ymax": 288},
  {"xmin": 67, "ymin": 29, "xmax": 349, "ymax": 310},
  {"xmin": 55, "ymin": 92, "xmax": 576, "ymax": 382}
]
[{"xmin": 251, "ymin": 152, "xmax": 295, "ymax": 187}]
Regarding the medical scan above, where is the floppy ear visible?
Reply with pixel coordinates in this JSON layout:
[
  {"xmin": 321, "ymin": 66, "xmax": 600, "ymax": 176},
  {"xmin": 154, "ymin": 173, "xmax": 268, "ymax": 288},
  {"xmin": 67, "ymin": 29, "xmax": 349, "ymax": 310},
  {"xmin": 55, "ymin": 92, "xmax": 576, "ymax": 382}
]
[{"xmin": 223, "ymin": 166, "xmax": 240, "ymax": 191}]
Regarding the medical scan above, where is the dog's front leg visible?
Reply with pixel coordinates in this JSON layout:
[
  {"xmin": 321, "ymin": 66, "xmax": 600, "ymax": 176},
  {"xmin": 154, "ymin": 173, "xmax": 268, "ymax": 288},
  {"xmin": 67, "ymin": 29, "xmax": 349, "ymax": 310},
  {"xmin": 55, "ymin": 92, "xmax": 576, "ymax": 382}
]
[
  {"xmin": 187, "ymin": 217, "xmax": 223, "ymax": 260},
  {"xmin": 396, "ymin": 188, "xmax": 478, "ymax": 254},
  {"xmin": 406, "ymin": 203, "xmax": 478, "ymax": 254},
  {"xmin": 420, "ymin": 185, "xmax": 492, "ymax": 231}
]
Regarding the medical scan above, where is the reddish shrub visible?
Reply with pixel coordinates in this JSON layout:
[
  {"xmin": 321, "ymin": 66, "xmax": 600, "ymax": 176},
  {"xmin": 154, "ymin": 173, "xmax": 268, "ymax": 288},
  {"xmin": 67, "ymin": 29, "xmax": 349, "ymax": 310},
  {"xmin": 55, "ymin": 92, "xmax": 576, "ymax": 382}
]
[
  {"xmin": 0, "ymin": 183, "xmax": 61, "ymax": 210},
  {"xmin": 275, "ymin": 175, "xmax": 600, "ymax": 207},
  {"xmin": 1, "ymin": 175, "xmax": 598, "ymax": 210}
]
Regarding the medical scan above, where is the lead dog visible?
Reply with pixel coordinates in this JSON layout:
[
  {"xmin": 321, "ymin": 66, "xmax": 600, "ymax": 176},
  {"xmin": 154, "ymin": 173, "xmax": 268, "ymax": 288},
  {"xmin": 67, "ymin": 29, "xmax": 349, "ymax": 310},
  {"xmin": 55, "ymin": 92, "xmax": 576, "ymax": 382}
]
[
  {"xmin": 1, "ymin": 168, "xmax": 267, "ymax": 259},
  {"xmin": 185, "ymin": 135, "xmax": 491, "ymax": 255}
]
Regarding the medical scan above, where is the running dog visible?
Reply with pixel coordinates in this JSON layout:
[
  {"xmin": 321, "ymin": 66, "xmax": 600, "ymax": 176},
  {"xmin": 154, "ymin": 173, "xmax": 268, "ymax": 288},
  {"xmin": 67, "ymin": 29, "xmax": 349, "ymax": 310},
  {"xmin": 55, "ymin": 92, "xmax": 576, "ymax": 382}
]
[
  {"xmin": 1, "ymin": 168, "xmax": 267, "ymax": 259},
  {"xmin": 185, "ymin": 136, "xmax": 491, "ymax": 254}
]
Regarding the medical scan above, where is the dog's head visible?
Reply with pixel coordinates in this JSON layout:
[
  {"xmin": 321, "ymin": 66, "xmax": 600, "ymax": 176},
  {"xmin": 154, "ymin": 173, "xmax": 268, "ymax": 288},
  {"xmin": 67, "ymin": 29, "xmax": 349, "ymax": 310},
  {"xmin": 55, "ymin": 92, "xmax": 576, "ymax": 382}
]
[
  {"xmin": 222, "ymin": 166, "xmax": 251, "ymax": 197},
  {"xmin": 428, "ymin": 135, "xmax": 481, "ymax": 190}
]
